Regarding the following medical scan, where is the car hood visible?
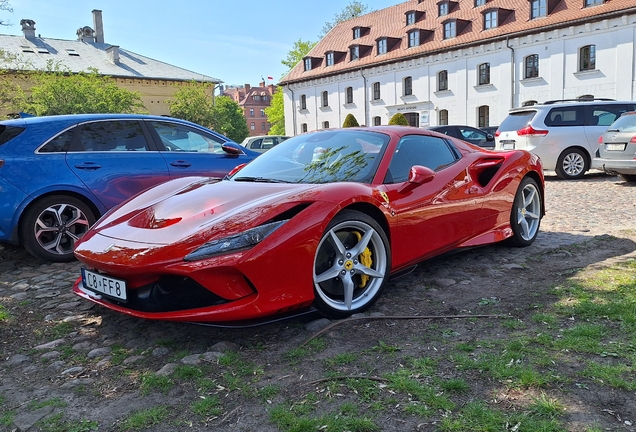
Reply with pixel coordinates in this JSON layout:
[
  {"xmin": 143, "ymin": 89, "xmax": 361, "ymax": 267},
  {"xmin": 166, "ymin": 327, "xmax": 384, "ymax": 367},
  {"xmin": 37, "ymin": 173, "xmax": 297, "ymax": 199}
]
[{"xmin": 83, "ymin": 177, "xmax": 322, "ymax": 246}]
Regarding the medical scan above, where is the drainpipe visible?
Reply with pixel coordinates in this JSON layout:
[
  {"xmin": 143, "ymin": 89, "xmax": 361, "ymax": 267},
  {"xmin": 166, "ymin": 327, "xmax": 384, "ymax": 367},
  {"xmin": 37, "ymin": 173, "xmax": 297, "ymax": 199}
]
[
  {"xmin": 287, "ymin": 85, "xmax": 297, "ymax": 136},
  {"xmin": 361, "ymin": 69, "xmax": 368, "ymax": 126},
  {"xmin": 506, "ymin": 36, "xmax": 515, "ymax": 109}
]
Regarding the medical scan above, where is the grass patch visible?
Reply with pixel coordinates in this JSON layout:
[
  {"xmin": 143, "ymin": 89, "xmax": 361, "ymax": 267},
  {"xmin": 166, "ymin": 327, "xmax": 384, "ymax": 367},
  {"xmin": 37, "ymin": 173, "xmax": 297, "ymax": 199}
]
[
  {"xmin": 190, "ymin": 395, "xmax": 222, "ymax": 417},
  {"xmin": 118, "ymin": 406, "xmax": 169, "ymax": 431},
  {"xmin": 0, "ymin": 304, "xmax": 9, "ymax": 321},
  {"xmin": 37, "ymin": 414, "xmax": 98, "ymax": 432},
  {"xmin": 284, "ymin": 338, "xmax": 327, "ymax": 364},
  {"xmin": 270, "ymin": 403, "xmax": 378, "ymax": 432},
  {"xmin": 29, "ymin": 397, "xmax": 67, "ymax": 410},
  {"xmin": 139, "ymin": 373, "xmax": 173, "ymax": 395}
]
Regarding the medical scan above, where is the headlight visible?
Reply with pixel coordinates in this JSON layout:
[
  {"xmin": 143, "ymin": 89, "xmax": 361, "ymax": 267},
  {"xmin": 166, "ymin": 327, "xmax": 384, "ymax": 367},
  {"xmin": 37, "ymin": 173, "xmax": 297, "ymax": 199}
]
[{"xmin": 184, "ymin": 220, "xmax": 287, "ymax": 261}]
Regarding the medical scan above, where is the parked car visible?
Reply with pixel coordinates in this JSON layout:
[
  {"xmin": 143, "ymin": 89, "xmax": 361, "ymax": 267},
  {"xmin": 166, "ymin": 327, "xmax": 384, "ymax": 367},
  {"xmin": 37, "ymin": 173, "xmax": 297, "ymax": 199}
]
[
  {"xmin": 241, "ymin": 135, "xmax": 290, "ymax": 153},
  {"xmin": 427, "ymin": 125, "xmax": 495, "ymax": 149},
  {"xmin": 592, "ymin": 111, "xmax": 636, "ymax": 182},
  {"xmin": 73, "ymin": 126, "xmax": 544, "ymax": 324},
  {"xmin": 495, "ymin": 99, "xmax": 636, "ymax": 179},
  {"xmin": 480, "ymin": 126, "xmax": 499, "ymax": 137},
  {"xmin": 0, "ymin": 114, "xmax": 258, "ymax": 262}
]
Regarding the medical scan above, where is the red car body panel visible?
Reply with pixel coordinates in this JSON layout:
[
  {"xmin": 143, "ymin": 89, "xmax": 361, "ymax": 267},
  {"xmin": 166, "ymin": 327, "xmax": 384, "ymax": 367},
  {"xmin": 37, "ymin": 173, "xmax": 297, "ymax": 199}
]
[{"xmin": 73, "ymin": 126, "xmax": 544, "ymax": 323}]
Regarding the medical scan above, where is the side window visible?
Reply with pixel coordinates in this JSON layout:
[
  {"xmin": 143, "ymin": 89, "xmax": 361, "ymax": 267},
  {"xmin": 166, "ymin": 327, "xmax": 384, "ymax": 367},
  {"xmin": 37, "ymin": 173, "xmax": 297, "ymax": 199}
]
[
  {"xmin": 78, "ymin": 121, "xmax": 148, "ymax": 152},
  {"xmin": 250, "ymin": 139, "xmax": 263, "ymax": 149},
  {"xmin": 150, "ymin": 121, "xmax": 224, "ymax": 153},
  {"xmin": 459, "ymin": 127, "xmax": 486, "ymax": 141},
  {"xmin": 544, "ymin": 107, "xmax": 585, "ymax": 127},
  {"xmin": 587, "ymin": 104, "xmax": 632, "ymax": 126},
  {"xmin": 40, "ymin": 128, "xmax": 75, "ymax": 153},
  {"xmin": 385, "ymin": 135, "xmax": 458, "ymax": 183}
]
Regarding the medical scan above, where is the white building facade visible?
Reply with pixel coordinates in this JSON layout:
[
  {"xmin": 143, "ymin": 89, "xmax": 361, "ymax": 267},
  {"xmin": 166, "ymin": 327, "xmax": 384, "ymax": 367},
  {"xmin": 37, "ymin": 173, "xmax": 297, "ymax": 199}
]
[{"xmin": 281, "ymin": 0, "xmax": 636, "ymax": 134}]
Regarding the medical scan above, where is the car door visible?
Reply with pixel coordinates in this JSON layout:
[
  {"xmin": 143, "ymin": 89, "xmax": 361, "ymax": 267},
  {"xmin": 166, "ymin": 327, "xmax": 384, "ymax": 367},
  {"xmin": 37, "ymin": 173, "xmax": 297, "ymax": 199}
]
[
  {"xmin": 146, "ymin": 120, "xmax": 253, "ymax": 179},
  {"xmin": 381, "ymin": 134, "xmax": 485, "ymax": 265},
  {"xmin": 66, "ymin": 120, "xmax": 170, "ymax": 210}
]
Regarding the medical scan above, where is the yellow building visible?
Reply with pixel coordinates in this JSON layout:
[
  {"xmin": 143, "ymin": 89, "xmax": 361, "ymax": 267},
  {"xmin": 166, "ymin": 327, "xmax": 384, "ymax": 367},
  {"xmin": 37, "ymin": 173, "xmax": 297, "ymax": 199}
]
[{"xmin": 0, "ymin": 10, "xmax": 221, "ymax": 116}]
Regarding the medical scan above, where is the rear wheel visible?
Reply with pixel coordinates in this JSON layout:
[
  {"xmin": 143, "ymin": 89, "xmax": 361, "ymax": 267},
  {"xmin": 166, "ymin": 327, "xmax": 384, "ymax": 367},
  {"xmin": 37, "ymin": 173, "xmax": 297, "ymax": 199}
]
[
  {"xmin": 20, "ymin": 195, "xmax": 96, "ymax": 262},
  {"xmin": 313, "ymin": 210, "xmax": 390, "ymax": 318},
  {"xmin": 619, "ymin": 174, "xmax": 636, "ymax": 183},
  {"xmin": 507, "ymin": 177, "xmax": 542, "ymax": 247},
  {"xmin": 555, "ymin": 148, "xmax": 588, "ymax": 179}
]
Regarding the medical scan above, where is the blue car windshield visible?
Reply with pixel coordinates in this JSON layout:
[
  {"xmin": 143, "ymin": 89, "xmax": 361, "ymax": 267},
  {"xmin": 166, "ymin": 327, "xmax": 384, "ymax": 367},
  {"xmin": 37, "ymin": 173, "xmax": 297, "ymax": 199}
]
[{"xmin": 230, "ymin": 130, "xmax": 390, "ymax": 184}]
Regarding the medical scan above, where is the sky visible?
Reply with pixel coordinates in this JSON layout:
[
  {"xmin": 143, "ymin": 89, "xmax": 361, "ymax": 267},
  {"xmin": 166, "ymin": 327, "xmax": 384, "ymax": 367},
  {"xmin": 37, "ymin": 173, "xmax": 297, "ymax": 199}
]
[{"xmin": 0, "ymin": 0, "xmax": 400, "ymax": 87}]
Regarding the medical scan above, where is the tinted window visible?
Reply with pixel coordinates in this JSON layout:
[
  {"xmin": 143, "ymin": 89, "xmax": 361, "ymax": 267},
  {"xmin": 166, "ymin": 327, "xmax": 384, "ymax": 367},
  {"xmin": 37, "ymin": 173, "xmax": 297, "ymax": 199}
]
[
  {"xmin": 499, "ymin": 111, "xmax": 537, "ymax": 131},
  {"xmin": 544, "ymin": 107, "xmax": 585, "ymax": 127},
  {"xmin": 587, "ymin": 104, "xmax": 636, "ymax": 126},
  {"xmin": 40, "ymin": 128, "xmax": 75, "ymax": 153},
  {"xmin": 151, "ymin": 122, "xmax": 224, "ymax": 153},
  {"xmin": 607, "ymin": 113, "xmax": 636, "ymax": 132},
  {"xmin": 0, "ymin": 125, "xmax": 25, "ymax": 146},
  {"xmin": 249, "ymin": 139, "xmax": 263, "ymax": 149},
  {"xmin": 78, "ymin": 121, "xmax": 148, "ymax": 152},
  {"xmin": 385, "ymin": 135, "xmax": 458, "ymax": 183}
]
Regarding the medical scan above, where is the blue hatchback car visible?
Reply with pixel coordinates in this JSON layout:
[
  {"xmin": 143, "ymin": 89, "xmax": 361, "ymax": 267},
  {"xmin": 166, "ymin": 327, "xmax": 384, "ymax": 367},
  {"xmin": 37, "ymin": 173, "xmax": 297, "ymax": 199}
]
[{"xmin": 0, "ymin": 114, "xmax": 258, "ymax": 262}]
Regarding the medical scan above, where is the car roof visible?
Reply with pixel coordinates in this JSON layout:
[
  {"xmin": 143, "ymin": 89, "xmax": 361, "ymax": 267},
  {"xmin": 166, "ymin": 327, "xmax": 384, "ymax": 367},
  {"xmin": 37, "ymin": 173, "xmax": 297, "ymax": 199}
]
[
  {"xmin": 0, "ymin": 113, "xmax": 200, "ymax": 127},
  {"xmin": 509, "ymin": 100, "xmax": 636, "ymax": 113}
]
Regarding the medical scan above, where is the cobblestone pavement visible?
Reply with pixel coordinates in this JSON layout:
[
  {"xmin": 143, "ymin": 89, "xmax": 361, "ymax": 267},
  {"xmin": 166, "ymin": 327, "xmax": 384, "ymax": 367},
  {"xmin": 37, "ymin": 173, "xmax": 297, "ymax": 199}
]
[{"xmin": 1, "ymin": 172, "xmax": 636, "ymax": 431}]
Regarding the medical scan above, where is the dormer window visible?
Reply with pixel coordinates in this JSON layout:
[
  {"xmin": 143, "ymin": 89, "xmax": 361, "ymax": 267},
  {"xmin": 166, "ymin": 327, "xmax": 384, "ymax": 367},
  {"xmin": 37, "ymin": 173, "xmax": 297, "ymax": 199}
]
[
  {"xmin": 442, "ymin": 18, "xmax": 470, "ymax": 39},
  {"xmin": 353, "ymin": 27, "xmax": 361, "ymax": 39},
  {"xmin": 530, "ymin": 0, "xmax": 547, "ymax": 19},
  {"xmin": 304, "ymin": 58, "xmax": 312, "ymax": 71},
  {"xmin": 303, "ymin": 56, "xmax": 322, "ymax": 71},
  {"xmin": 438, "ymin": 1, "xmax": 458, "ymax": 16},
  {"xmin": 405, "ymin": 10, "xmax": 425, "ymax": 26},
  {"xmin": 439, "ymin": 2, "xmax": 449, "ymax": 16},
  {"xmin": 475, "ymin": 0, "xmax": 487, "ymax": 5},
  {"xmin": 584, "ymin": 0, "xmax": 603, "ymax": 6},
  {"xmin": 350, "ymin": 45, "xmax": 360, "ymax": 61},
  {"xmin": 326, "ymin": 52, "xmax": 335, "ymax": 66},
  {"xmin": 408, "ymin": 30, "xmax": 420, "ymax": 48},
  {"xmin": 377, "ymin": 38, "xmax": 387, "ymax": 55},
  {"xmin": 484, "ymin": 10, "xmax": 497, "ymax": 29}
]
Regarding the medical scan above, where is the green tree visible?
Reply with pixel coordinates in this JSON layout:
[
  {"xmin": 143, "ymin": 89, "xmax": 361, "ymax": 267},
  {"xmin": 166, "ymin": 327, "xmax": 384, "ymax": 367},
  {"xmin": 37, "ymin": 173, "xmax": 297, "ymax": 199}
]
[
  {"xmin": 281, "ymin": 39, "xmax": 317, "ymax": 71},
  {"xmin": 169, "ymin": 82, "xmax": 215, "ymax": 127},
  {"xmin": 265, "ymin": 88, "xmax": 285, "ymax": 135},
  {"xmin": 0, "ymin": 49, "xmax": 28, "ymax": 114},
  {"xmin": 320, "ymin": 1, "xmax": 372, "ymax": 37},
  {"xmin": 25, "ymin": 67, "xmax": 146, "ymax": 116},
  {"xmin": 388, "ymin": 113, "xmax": 409, "ymax": 126},
  {"xmin": 342, "ymin": 113, "xmax": 360, "ymax": 127},
  {"xmin": 211, "ymin": 95, "xmax": 249, "ymax": 143}
]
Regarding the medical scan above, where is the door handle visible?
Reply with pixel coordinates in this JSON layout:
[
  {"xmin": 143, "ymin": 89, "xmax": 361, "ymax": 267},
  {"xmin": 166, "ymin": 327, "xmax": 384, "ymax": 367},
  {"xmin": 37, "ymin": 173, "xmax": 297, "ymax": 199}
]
[
  {"xmin": 74, "ymin": 162, "xmax": 102, "ymax": 170},
  {"xmin": 170, "ymin": 160, "xmax": 192, "ymax": 168}
]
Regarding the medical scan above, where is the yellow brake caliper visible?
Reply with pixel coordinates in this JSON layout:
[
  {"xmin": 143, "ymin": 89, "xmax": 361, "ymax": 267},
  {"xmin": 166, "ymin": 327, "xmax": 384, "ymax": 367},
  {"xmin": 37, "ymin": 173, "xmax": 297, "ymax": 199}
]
[{"xmin": 353, "ymin": 231, "xmax": 373, "ymax": 288}]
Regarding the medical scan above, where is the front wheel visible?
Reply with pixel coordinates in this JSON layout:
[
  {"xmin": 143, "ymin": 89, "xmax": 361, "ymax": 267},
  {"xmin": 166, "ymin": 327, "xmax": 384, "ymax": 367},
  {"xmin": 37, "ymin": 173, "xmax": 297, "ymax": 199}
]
[
  {"xmin": 313, "ymin": 210, "xmax": 391, "ymax": 318},
  {"xmin": 20, "ymin": 195, "xmax": 96, "ymax": 262},
  {"xmin": 507, "ymin": 177, "xmax": 542, "ymax": 247},
  {"xmin": 555, "ymin": 148, "xmax": 588, "ymax": 179}
]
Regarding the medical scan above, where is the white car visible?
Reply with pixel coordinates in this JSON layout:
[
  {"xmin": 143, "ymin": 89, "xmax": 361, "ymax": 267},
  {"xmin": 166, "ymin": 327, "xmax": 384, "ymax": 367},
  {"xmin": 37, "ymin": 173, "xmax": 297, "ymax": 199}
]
[
  {"xmin": 495, "ymin": 99, "xmax": 636, "ymax": 179},
  {"xmin": 240, "ymin": 135, "xmax": 290, "ymax": 153}
]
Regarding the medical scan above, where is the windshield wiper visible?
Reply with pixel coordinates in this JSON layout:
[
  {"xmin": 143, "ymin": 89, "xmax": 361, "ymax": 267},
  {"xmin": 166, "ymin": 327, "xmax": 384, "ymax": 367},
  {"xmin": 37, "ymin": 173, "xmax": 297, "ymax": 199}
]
[{"xmin": 233, "ymin": 176, "xmax": 291, "ymax": 183}]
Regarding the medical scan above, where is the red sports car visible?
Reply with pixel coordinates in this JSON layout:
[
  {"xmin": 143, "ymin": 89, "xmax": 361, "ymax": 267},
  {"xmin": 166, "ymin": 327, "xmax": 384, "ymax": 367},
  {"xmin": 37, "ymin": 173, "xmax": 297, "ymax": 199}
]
[{"xmin": 73, "ymin": 126, "xmax": 544, "ymax": 323}]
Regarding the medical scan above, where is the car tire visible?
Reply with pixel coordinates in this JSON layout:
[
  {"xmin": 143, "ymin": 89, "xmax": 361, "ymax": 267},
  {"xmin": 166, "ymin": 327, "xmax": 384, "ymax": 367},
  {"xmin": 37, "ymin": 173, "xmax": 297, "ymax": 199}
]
[
  {"xmin": 555, "ymin": 148, "xmax": 588, "ymax": 179},
  {"xmin": 20, "ymin": 195, "xmax": 96, "ymax": 262},
  {"xmin": 313, "ymin": 210, "xmax": 391, "ymax": 318},
  {"xmin": 619, "ymin": 174, "xmax": 636, "ymax": 183},
  {"xmin": 507, "ymin": 177, "xmax": 542, "ymax": 247}
]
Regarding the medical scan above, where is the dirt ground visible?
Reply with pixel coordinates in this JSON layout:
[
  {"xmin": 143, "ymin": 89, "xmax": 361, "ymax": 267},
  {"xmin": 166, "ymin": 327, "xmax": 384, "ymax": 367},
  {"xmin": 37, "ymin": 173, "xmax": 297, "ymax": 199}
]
[{"xmin": 2, "ymin": 173, "xmax": 636, "ymax": 431}]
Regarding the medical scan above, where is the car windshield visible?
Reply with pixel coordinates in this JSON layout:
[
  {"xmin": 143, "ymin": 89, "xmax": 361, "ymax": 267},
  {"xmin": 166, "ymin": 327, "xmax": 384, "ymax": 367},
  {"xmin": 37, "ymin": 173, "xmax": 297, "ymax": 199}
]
[
  {"xmin": 230, "ymin": 130, "xmax": 390, "ymax": 184},
  {"xmin": 607, "ymin": 114, "xmax": 636, "ymax": 132}
]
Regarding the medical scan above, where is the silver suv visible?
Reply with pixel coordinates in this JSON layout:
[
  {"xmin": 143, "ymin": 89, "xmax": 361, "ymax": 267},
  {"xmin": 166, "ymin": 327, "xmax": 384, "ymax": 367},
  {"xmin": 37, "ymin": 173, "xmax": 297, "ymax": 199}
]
[{"xmin": 495, "ymin": 99, "xmax": 636, "ymax": 179}]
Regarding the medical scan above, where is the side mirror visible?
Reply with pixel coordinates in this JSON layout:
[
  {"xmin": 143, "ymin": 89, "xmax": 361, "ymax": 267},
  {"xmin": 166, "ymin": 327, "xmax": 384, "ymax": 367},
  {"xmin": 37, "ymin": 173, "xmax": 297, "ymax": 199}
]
[
  {"xmin": 222, "ymin": 143, "xmax": 243, "ymax": 156},
  {"xmin": 398, "ymin": 165, "xmax": 435, "ymax": 193},
  {"xmin": 486, "ymin": 134, "xmax": 494, "ymax": 142}
]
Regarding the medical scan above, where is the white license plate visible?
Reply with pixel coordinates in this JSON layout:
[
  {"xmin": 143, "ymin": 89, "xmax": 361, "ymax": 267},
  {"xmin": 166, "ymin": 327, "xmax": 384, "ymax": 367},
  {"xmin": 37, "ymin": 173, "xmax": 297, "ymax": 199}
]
[
  {"xmin": 606, "ymin": 143, "xmax": 626, "ymax": 151},
  {"xmin": 502, "ymin": 143, "xmax": 515, "ymax": 150},
  {"xmin": 81, "ymin": 268, "xmax": 127, "ymax": 300}
]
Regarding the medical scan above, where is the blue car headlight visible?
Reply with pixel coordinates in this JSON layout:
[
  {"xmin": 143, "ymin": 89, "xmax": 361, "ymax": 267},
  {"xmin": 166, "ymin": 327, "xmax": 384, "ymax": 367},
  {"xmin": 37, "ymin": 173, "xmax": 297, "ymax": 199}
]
[{"xmin": 184, "ymin": 220, "xmax": 287, "ymax": 262}]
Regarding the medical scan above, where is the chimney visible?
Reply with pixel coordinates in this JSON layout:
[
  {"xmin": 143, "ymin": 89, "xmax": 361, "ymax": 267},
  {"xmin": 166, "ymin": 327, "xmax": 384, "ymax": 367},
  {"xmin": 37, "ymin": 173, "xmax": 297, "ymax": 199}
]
[
  {"xmin": 20, "ymin": 19, "xmax": 36, "ymax": 38},
  {"xmin": 92, "ymin": 9, "xmax": 104, "ymax": 43},
  {"xmin": 106, "ymin": 45, "xmax": 120, "ymax": 65},
  {"xmin": 244, "ymin": 84, "xmax": 251, "ymax": 92},
  {"xmin": 76, "ymin": 26, "xmax": 95, "ymax": 43},
  {"xmin": 259, "ymin": 81, "xmax": 265, "ymax": 88},
  {"xmin": 268, "ymin": 84, "xmax": 275, "ymax": 94}
]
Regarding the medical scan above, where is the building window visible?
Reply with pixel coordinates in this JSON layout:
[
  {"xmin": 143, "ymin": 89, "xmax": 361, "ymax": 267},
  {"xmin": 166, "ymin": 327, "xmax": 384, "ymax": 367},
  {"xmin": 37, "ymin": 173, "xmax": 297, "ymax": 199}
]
[
  {"xmin": 250, "ymin": 109, "xmax": 254, "ymax": 117},
  {"xmin": 406, "ymin": 11, "xmax": 416, "ymax": 25},
  {"xmin": 346, "ymin": 87, "xmax": 354, "ymax": 104},
  {"xmin": 439, "ymin": 2, "xmax": 449, "ymax": 16},
  {"xmin": 260, "ymin": 109, "xmax": 265, "ymax": 116},
  {"xmin": 404, "ymin": 76, "xmax": 413, "ymax": 96},
  {"xmin": 438, "ymin": 70, "xmax": 448, "ymax": 91},
  {"xmin": 525, "ymin": 54, "xmax": 539, "ymax": 79},
  {"xmin": 584, "ymin": 0, "xmax": 603, "ymax": 6},
  {"xmin": 373, "ymin": 116, "xmax": 381, "ymax": 126},
  {"xmin": 323, "ymin": 121, "xmax": 330, "ymax": 129},
  {"xmin": 530, "ymin": 0, "xmax": 546, "ymax": 19},
  {"xmin": 408, "ymin": 30, "xmax": 420, "ymax": 48},
  {"xmin": 350, "ymin": 45, "xmax": 360, "ymax": 61},
  {"xmin": 261, "ymin": 123, "xmax": 266, "ymax": 131},
  {"xmin": 377, "ymin": 38, "xmax": 387, "ymax": 55},
  {"xmin": 579, "ymin": 45, "xmax": 596, "ymax": 71},
  {"xmin": 301, "ymin": 123, "xmax": 308, "ymax": 133},
  {"xmin": 478, "ymin": 106, "xmax": 489, "ymax": 127},
  {"xmin": 263, "ymin": 96, "xmax": 268, "ymax": 101},
  {"xmin": 326, "ymin": 52, "xmax": 334, "ymax": 66},
  {"xmin": 478, "ymin": 63, "xmax": 490, "ymax": 85},
  {"xmin": 439, "ymin": 109, "xmax": 449, "ymax": 125},
  {"xmin": 353, "ymin": 27, "xmax": 361, "ymax": 39},
  {"xmin": 322, "ymin": 91, "xmax": 329, "ymax": 107},
  {"xmin": 253, "ymin": 95, "xmax": 260, "ymax": 101},
  {"xmin": 300, "ymin": 94, "xmax": 307, "ymax": 110},
  {"xmin": 484, "ymin": 10, "xmax": 497, "ymax": 29},
  {"xmin": 373, "ymin": 82, "xmax": 381, "ymax": 100},
  {"xmin": 304, "ymin": 58, "xmax": 312, "ymax": 71},
  {"xmin": 475, "ymin": 0, "xmax": 486, "ymax": 6},
  {"xmin": 250, "ymin": 122, "xmax": 255, "ymax": 130},
  {"xmin": 443, "ymin": 21, "xmax": 456, "ymax": 39}
]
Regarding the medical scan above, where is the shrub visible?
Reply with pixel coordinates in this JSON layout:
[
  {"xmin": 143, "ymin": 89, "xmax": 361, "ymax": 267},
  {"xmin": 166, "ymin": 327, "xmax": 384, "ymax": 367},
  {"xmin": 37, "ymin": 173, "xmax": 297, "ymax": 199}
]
[
  {"xmin": 342, "ymin": 113, "xmax": 360, "ymax": 127},
  {"xmin": 388, "ymin": 113, "xmax": 409, "ymax": 126}
]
